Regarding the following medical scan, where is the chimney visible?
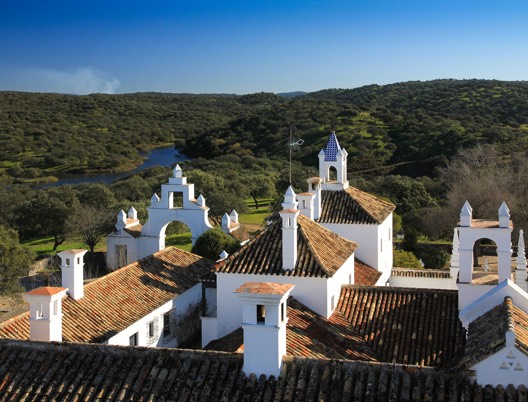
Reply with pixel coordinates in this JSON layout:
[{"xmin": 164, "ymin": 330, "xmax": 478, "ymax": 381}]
[
  {"xmin": 279, "ymin": 186, "xmax": 299, "ymax": 271},
  {"xmin": 307, "ymin": 177, "xmax": 322, "ymax": 220},
  {"xmin": 24, "ymin": 286, "xmax": 68, "ymax": 342},
  {"xmin": 58, "ymin": 249, "xmax": 88, "ymax": 300},
  {"xmin": 297, "ymin": 192, "xmax": 315, "ymax": 220},
  {"xmin": 230, "ymin": 210, "xmax": 239, "ymax": 225},
  {"xmin": 234, "ymin": 282, "xmax": 295, "ymax": 378}
]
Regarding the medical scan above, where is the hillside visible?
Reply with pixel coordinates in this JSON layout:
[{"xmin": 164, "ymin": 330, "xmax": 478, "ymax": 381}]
[{"xmin": 2, "ymin": 80, "xmax": 528, "ymax": 183}]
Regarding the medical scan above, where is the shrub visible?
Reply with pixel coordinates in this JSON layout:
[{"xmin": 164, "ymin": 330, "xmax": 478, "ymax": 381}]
[
  {"xmin": 393, "ymin": 249, "xmax": 422, "ymax": 269},
  {"xmin": 191, "ymin": 228, "xmax": 240, "ymax": 260}
]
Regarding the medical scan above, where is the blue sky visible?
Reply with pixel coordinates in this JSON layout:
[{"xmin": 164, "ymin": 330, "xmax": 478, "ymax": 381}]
[{"xmin": 0, "ymin": 0, "xmax": 527, "ymax": 94}]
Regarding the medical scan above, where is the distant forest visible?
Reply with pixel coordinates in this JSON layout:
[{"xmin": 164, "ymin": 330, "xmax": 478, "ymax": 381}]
[
  {"xmin": 3, "ymin": 79, "xmax": 528, "ymax": 252},
  {"xmin": 2, "ymin": 79, "xmax": 528, "ymax": 184}
]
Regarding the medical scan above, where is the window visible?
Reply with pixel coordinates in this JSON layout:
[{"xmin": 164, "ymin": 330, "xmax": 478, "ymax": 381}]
[
  {"xmin": 349, "ymin": 273, "xmax": 352, "ymax": 285},
  {"xmin": 331, "ymin": 295, "xmax": 335, "ymax": 311},
  {"xmin": 129, "ymin": 333, "xmax": 138, "ymax": 346},
  {"xmin": 66, "ymin": 258, "xmax": 70, "ymax": 266},
  {"xmin": 162, "ymin": 309, "xmax": 176, "ymax": 342},
  {"xmin": 257, "ymin": 304, "xmax": 266, "ymax": 323},
  {"xmin": 281, "ymin": 303, "xmax": 285, "ymax": 323},
  {"xmin": 146, "ymin": 318, "xmax": 159, "ymax": 345},
  {"xmin": 77, "ymin": 257, "xmax": 80, "ymax": 264},
  {"xmin": 53, "ymin": 300, "xmax": 58, "ymax": 316},
  {"xmin": 36, "ymin": 304, "xmax": 43, "ymax": 319},
  {"xmin": 303, "ymin": 200, "xmax": 307, "ymax": 208}
]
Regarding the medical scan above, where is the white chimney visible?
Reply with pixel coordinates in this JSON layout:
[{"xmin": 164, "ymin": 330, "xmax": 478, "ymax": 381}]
[
  {"xmin": 234, "ymin": 282, "xmax": 294, "ymax": 378},
  {"xmin": 230, "ymin": 210, "xmax": 239, "ymax": 224},
  {"xmin": 24, "ymin": 286, "xmax": 68, "ymax": 342},
  {"xmin": 58, "ymin": 249, "xmax": 88, "ymax": 300},
  {"xmin": 307, "ymin": 177, "xmax": 322, "ymax": 220},
  {"xmin": 297, "ymin": 192, "xmax": 315, "ymax": 220},
  {"xmin": 279, "ymin": 186, "xmax": 299, "ymax": 271}
]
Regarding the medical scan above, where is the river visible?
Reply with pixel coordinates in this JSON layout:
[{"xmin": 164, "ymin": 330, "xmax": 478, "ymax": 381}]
[{"xmin": 38, "ymin": 146, "xmax": 189, "ymax": 188}]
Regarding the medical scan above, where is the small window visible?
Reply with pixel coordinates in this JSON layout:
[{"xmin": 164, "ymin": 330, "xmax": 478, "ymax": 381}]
[
  {"xmin": 281, "ymin": 303, "xmax": 285, "ymax": 322},
  {"xmin": 66, "ymin": 259, "xmax": 70, "ymax": 266},
  {"xmin": 303, "ymin": 200, "xmax": 307, "ymax": 208},
  {"xmin": 116, "ymin": 245, "xmax": 127, "ymax": 268},
  {"xmin": 163, "ymin": 312, "xmax": 171, "ymax": 337},
  {"xmin": 36, "ymin": 304, "xmax": 43, "ymax": 319},
  {"xmin": 146, "ymin": 318, "xmax": 159, "ymax": 345},
  {"xmin": 77, "ymin": 257, "xmax": 80, "ymax": 264},
  {"xmin": 257, "ymin": 304, "xmax": 266, "ymax": 323},
  {"xmin": 380, "ymin": 239, "xmax": 383, "ymax": 252},
  {"xmin": 349, "ymin": 273, "xmax": 352, "ymax": 285},
  {"xmin": 53, "ymin": 300, "xmax": 58, "ymax": 316},
  {"xmin": 331, "ymin": 295, "xmax": 335, "ymax": 311},
  {"xmin": 129, "ymin": 333, "xmax": 138, "ymax": 346},
  {"xmin": 287, "ymin": 218, "xmax": 291, "ymax": 227}
]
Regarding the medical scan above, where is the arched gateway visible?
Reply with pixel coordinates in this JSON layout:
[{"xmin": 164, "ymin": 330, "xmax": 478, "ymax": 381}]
[{"xmin": 106, "ymin": 165, "xmax": 213, "ymax": 270}]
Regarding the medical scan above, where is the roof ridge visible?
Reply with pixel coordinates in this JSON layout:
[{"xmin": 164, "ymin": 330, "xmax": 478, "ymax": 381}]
[
  {"xmin": 298, "ymin": 219, "xmax": 330, "ymax": 277},
  {"xmin": 341, "ymin": 284, "xmax": 458, "ymax": 295}
]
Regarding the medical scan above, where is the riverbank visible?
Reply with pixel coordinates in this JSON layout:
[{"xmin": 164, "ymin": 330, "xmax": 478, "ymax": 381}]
[{"xmin": 34, "ymin": 145, "xmax": 189, "ymax": 188}]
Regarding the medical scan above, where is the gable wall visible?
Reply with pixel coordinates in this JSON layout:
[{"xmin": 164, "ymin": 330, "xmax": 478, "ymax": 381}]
[
  {"xmin": 471, "ymin": 346, "xmax": 528, "ymax": 387},
  {"xmin": 321, "ymin": 214, "xmax": 392, "ymax": 280}
]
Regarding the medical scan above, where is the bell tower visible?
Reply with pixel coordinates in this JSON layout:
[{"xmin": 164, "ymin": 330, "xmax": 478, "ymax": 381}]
[{"xmin": 318, "ymin": 132, "xmax": 349, "ymax": 191}]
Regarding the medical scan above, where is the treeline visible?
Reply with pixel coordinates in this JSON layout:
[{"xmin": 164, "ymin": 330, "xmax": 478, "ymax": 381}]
[{"xmin": 4, "ymin": 80, "xmax": 528, "ymax": 184}]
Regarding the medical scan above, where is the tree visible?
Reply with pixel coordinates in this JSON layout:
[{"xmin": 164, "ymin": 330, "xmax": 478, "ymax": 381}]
[
  {"xmin": 0, "ymin": 226, "xmax": 35, "ymax": 295},
  {"xmin": 67, "ymin": 205, "xmax": 115, "ymax": 255},
  {"xmin": 191, "ymin": 229, "xmax": 240, "ymax": 261},
  {"xmin": 246, "ymin": 174, "xmax": 276, "ymax": 209},
  {"xmin": 16, "ymin": 190, "xmax": 78, "ymax": 250}
]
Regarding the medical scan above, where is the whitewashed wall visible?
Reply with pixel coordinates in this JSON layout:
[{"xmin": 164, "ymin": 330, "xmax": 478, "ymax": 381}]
[
  {"xmin": 471, "ymin": 345, "xmax": 528, "ymax": 387},
  {"xmin": 389, "ymin": 275, "xmax": 457, "ymax": 290},
  {"xmin": 215, "ymin": 272, "xmax": 328, "ymax": 339},
  {"xmin": 321, "ymin": 213, "xmax": 393, "ymax": 280},
  {"xmin": 107, "ymin": 283, "xmax": 202, "ymax": 347}
]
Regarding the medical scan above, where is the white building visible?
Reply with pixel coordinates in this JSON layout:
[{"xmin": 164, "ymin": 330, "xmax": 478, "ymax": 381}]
[
  {"xmin": 1, "ymin": 247, "xmax": 214, "ymax": 348},
  {"xmin": 305, "ymin": 132, "xmax": 395, "ymax": 282}
]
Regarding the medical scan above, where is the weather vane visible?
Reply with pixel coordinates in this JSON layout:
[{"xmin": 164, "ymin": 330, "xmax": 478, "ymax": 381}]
[{"xmin": 288, "ymin": 128, "xmax": 304, "ymax": 185}]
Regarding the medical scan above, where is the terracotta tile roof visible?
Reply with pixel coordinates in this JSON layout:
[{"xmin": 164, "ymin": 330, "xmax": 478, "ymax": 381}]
[
  {"xmin": 318, "ymin": 187, "xmax": 395, "ymax": 225},
  {"xmin": 336, "ymin": 286, "xmax": 466, "ymax": 367},
  {"xmin": 460, "ymin": 297, "xmax": 528, "ymax": 368},
  {"xmin": 0, "ymin": 338, "xmax": 520, "ymax": 401},
  {"xmin": 217, "ymin": 214, "xmax": 357, "ymax": 278},
  {"xmin": 229, "ymin": 225, "xmax": 251, "ymax": 242},
  {"xmin": 123, "ymin": 223, "xmax": 143, "ymax": 238},
  {"xmin": 234, "ymin": 282, "xmax": 294, "ymax": 296},
  {"xmin": 25, "ymin": 286, "xmax": 67, "ymax": 296},
  {"xmin": 470, "ymin": 219, "xmax": 513, "ymax": 228},
  {"xmin": 391, "ymin": 268, "xmax": 452, "ymax": 279},
  {"xmin": 0, "ymin": 247, "xmax": 214, "ymax": 343},
  {"xmin": 355, "ymin": 259, "xmax": 382, "ymax": 285},
  {"xmin": 206, "ymin": 297, "xmax": 379, "ymax": 361}
]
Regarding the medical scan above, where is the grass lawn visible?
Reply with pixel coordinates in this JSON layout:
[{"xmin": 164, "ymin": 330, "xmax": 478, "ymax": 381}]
[
  {"xmin": 24, "ymin": 237, "xmax": 92, "ymax": 256},
  {"xmin": 166, "ymin": 232, "xmax": 193, "ymax": 252}
]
